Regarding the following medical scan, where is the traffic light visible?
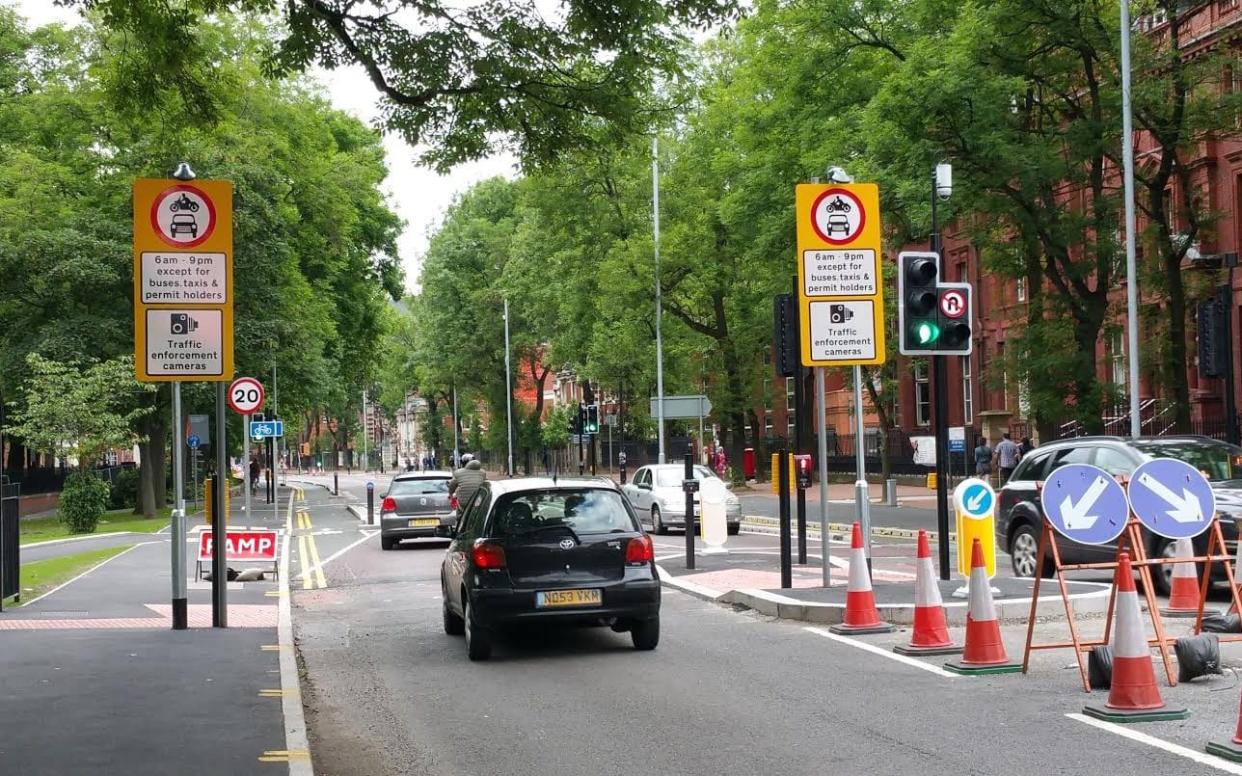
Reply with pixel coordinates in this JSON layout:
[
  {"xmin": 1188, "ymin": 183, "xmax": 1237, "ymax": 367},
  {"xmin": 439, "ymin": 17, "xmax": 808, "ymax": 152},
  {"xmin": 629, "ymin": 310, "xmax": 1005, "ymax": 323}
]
[
  {"xmin": 897, "ymin": 251, "xmax": 973, "ymax": 355},
  {"xmin": 1198, "ymin": 293, "xmax": 1227, "ymax": 378},
  {"xmin": 585, "ymin": 404, "xmax": 600, "ymax": 434},
  {"xmin": 773, "ymin": 293, "xmax": 798, "ymax": 377},
  {"xmin": 574, "ymin": 404, "xmax": 585, "ymax": 435}
]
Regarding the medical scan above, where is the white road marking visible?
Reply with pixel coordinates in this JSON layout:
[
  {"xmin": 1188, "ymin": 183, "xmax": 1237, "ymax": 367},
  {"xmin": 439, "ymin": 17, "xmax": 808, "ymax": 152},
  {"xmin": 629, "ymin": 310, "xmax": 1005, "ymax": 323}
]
[
  {"xmin": 1066, "ymin": 713, "xmax": 1242, "ymax": 774},
  {"xmin": 804, "ymin": 626, "xmax": 957, "ymax": 678},
  {"xmin": 295, "ymin": 530, "xmax": 378, "ymax": 581},
  {"xmin": 19, "ymin": 541, "xmax": 150, "ymax": 608},
  {"xmin": 20, "ymin": 531, "xmax": 137, "ymax": 549}
]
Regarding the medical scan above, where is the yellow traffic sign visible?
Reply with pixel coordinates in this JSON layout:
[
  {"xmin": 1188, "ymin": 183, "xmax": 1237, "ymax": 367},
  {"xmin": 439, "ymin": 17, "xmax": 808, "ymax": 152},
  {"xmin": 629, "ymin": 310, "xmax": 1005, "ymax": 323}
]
[
  {"xmin": 133, "ymin": 179, "xmax": 234, "ymax": 382},
  {"xmin": 794, "ymin": 183, "xmax": 885, "ymax": 367}
]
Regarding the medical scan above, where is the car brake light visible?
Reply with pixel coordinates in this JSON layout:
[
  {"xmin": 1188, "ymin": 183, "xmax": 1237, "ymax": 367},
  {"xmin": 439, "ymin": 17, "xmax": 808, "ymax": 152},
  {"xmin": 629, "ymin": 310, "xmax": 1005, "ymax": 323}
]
[
  {"xmin": 626, "ymin": 534, "xmax": 654, "ymax": 564},
  {"xmin": 381, "ymin": 496, "xmax": 396, "ymax": 513},
  {"xmin": 450, "ymin": 494, "xmax": 459, "ymax": 511},
  {"xmin": 472, "ymin": 540, "xmax": 506, "ymax": 570}
]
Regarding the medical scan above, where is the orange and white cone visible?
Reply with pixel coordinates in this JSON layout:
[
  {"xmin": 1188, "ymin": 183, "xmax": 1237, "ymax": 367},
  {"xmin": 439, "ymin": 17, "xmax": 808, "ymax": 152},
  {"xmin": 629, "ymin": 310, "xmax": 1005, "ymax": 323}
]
[
  {"xmin": 1084, "ymin": 552, "xmax": 1187, "ymax": 722},
  {"xmin": 895, "ymin": 530, "xmax": 959, "ymax": 656},
  {"xmin": 945, "ymin": 538, "xmax": 1021, "ymax": 674},
  {"xmin": 1162, "ymin": 537, "xmax": 1207, "ymax": 618},
  {"xmin": 1207, "ymin": 689, "xmax": 1242, "ymax": 761},
  {"xmin": 829, "ymin": 523, "xmax": 893, "ymax": 635}
]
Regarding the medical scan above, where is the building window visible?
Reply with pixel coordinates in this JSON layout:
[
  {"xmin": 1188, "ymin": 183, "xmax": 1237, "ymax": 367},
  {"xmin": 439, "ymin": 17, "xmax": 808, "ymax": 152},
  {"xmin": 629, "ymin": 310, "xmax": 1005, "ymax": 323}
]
[
  {"xmin": 955, "ymin": 261, "xmax": 967, "ymax": 282},
  {"xmin": 764, "ymin": 410, "xmax": 773, "ymax": 436},
  {"xmin": 785, "ymin": 376, "xmax": 796, "ymax": 438},
  {"xmin": 1109, "ymin": 330, "xmax": 1126, "ymax": 387},
  {"xmin": 997, "ymin": 341, "xmax": 1008, "ymax": 409},
  {"xmin": 914, "ymin": 360, "xmax": 931, "ymax": 427},
  {"xmin": 961, "ymin": 355, "xmax": 973, "ymax": 424},
  {"xmin": 1016, "ymin": 277, "xmax": 1026, "ymax": 302}
]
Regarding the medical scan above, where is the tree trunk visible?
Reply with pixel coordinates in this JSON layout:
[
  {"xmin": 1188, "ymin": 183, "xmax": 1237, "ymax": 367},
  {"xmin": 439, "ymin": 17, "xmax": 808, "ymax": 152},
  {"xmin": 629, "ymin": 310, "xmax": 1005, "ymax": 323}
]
[
  {"xmin": 149, "ymin": 414, "xmax": 167, "ymax": 508},
  {"xmin": 136, "ymin": 417, "xmax": 157, "ymax": 518}
]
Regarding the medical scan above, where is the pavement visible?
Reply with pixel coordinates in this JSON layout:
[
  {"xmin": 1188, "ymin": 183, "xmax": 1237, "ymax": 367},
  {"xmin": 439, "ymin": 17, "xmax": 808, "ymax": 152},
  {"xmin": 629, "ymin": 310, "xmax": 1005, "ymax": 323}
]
[{"xmin": 289, "ymin": 471, "xmax": 1242, "ymax": 776}]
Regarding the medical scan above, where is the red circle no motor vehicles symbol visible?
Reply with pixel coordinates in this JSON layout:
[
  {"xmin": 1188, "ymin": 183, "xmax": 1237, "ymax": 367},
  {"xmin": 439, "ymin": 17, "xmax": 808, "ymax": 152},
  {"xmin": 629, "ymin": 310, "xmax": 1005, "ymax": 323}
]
[
  {"xmin": 810, "ymin": 188, "xmax": 866, "ymax": 245},
  {"xmin": 228, "ymin": 377, "xmax": 265, "ymax": 414},
  {"xmin": 940, "ymin": 290, "xmax": 966, "ymax": 318},
  {"xmin": 151, "ymin": 184, "xmax": 217, "ymax": 248}
]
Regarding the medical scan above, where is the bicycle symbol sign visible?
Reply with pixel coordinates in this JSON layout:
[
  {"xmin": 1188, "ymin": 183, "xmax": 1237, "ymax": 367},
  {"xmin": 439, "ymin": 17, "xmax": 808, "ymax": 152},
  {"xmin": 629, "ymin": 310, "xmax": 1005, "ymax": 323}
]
[
  {"xmin": 810, "ymin": 188, "xmax": 865, "ymax": 245},
  {"xmin": 150, "ymin": 184, "xmax": 217, "ymax": 248}
]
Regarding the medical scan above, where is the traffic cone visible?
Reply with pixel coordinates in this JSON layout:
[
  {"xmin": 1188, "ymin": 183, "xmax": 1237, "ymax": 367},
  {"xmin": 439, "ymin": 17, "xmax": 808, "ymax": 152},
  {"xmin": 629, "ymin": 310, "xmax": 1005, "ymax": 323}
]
[
  {"xmin": 1084, "ymin": 552, "xmax": 1188, "ymax": 723},
  {"xmin": 945, "ymin": 538, "xmax": 1021, "ymax": 675},
  {"xmin": 894, "ymin": 530, "xmax": 959, "ymax": 656},
  {"xmin": 1206, "ymin": 689, "xmax": 1242, "ymax": 762},
  {"xmin": 1162, "ymin": 537, "xmax": 1211, "ymax": 618},
  {"xmin": 829, "ymin": 523, "xmax": 893, "ymax": 635}
]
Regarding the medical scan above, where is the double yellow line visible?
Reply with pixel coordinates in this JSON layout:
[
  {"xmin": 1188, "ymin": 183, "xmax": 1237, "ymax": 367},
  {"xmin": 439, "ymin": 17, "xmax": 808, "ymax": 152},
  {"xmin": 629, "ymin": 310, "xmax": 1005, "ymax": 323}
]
[{"xmin": 296, "ymin": 506, "xmax": 327, "ymax": 589}]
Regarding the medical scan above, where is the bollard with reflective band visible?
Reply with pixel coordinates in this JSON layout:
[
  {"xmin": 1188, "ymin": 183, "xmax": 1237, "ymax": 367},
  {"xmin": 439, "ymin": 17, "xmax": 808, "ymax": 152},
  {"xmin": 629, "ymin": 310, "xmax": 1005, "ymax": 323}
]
[
  {"xmin": 770, "ymin": 453, "xmax": 796, "ymax": 494},
  {"xmin": 366, "ymin": 481, "xmax": 375, "ymax": 526},
  {"xmin": 699, "ymin": 477, "xmax": 729, "ymax": 554},
  {"xmin": 952, "ymin": 478, "xmax": 996, "ymax": 579}
]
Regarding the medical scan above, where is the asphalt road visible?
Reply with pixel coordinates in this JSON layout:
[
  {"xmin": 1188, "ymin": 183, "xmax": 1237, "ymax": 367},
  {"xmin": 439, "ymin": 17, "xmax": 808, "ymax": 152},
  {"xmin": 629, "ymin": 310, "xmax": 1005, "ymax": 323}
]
[{"xmin": 290, "ymin": 474, "xmax": 1222, "ymax": 776}]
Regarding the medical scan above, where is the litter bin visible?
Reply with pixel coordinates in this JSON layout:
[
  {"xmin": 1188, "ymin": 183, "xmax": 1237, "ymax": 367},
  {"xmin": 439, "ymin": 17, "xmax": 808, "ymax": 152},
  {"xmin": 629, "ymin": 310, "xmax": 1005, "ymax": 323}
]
[{"xmin": 743, "ymin": 447, "xmax": 756, "ymax": 480}]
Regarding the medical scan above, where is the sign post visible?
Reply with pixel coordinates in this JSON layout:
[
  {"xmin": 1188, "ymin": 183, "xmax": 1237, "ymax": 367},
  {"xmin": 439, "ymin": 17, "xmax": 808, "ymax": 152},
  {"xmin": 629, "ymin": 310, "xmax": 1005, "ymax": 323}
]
[
  {"xmin": 795, "ymin": 182, "xmax": 884, "ymax": 569},
  {"xmin": 134, "ymin": 171, "xmax": 233, "ymax": 629},
  {"xmin": 228, "ymin": 377, "xmax": 265, "ymax": 525}
]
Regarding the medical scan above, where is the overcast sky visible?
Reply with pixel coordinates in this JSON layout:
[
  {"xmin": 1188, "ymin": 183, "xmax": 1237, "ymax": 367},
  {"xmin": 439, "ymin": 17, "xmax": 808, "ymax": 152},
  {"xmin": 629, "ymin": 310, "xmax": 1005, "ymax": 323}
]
[{"xmin": 9, "ymin": 0, "xmax": 517, "ymax": 295}]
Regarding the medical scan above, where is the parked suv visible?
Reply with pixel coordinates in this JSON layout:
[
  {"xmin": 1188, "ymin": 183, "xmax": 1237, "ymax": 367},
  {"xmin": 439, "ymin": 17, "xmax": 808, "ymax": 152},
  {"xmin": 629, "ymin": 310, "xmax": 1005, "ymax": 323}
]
[
  {"xmin": 440, "ymin": 478, "xmax": 661, "ymax": 661},
  {"xmin": 996, "ymin": 435, "xmax": 1242, "ymax": 595}
]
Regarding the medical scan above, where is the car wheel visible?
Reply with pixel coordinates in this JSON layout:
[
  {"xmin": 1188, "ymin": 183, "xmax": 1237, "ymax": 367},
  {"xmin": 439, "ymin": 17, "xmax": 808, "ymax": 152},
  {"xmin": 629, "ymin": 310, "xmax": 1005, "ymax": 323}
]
[
  {"xmin": 1153, "ymin": 538, "xmax": 1178, "ymax": 597},
  {"xmin": 381, "ymin": 535, "xmax": 396, "ymax": 551},
  {"xmin": 652, "ymin": 506, "xmax": 667, "ymax": 535},
  {"xmin": 727, "ymin": 522, "xmax": 740, "ymax": 536},
  {"xmin": 443, "ymin": 596, "xmax": 464, "ymax": 636},
  {"xmin": 464, "ymin": 597, "xmax": 492, "ymax": 661},
  {"xmin": 631, "ymin": 617, "xmax": 660, "ymax": 650},
  {"xmin": 1009, "ymin": 523, "xmax": 1048, "ymax": 578}
]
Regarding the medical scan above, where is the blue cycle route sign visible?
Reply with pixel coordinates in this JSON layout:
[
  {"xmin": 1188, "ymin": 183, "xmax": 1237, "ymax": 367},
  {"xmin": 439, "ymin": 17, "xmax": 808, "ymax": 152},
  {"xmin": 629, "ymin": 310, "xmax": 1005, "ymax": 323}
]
[
  {"xmin": 249, "ymin": 420, "xmax": 284, "ymax": 440},
  {"xmin": 186, "ymin": 434, "xmax": 200, "ymax": 450},
  {"xmin": 1126, "ymin": 458, "xmax": 1216, "ymax": 540},
  {"xmin": 1040, "ymin": 463, "xmax": 1128, "ymax": 545}
]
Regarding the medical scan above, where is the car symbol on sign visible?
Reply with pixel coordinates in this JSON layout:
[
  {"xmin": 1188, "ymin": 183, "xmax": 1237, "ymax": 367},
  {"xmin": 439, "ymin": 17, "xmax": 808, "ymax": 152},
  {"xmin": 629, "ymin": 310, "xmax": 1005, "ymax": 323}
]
[
  {"xmin": 170, "ymin": 213, "xmax": 198, "ymax": 239},
  {"xmin": 826, "ymin": 214, "xmax": 851, "ymax": 236}
]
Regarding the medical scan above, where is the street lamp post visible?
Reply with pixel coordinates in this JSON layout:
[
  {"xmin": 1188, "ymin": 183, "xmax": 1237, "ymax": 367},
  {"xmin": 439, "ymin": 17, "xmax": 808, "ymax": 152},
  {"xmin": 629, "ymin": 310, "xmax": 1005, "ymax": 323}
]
[
  {"xmin": 504, "ymin": 297, "xmax": 514, "ymax": 476},
  {"xmin": 653, "ymin": 136, "xmax": 667, "ymax": 464},
  {"xmin": 931, "ymin": 162, "xmax": 954, "ymax": 580},
  {"xmin": 1121, "ymin": 0, "xmax": 1142, "ymax": 438}
]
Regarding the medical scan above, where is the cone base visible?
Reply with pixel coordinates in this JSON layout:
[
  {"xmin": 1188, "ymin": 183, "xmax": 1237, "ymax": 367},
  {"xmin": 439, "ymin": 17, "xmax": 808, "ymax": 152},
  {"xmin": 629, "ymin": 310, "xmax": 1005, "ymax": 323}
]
[
  {"xmin": 1082, "ymin": 703, "xmax": 1188, "ymax": 723},
  {"xmin": 1206, "ymin": 740, "xmax": 1242, "ymax": 762},
  {"xmin": 829, "ymin": 622, "xmax": 894, "ymax": 635},
  {"xmin": 943, "ymin": 660, "xmax": 1023, "ymax": 675},
  {"xmin": 894, "ymin": 642, "xmax": 961, "ymax": 656},
  {"xmin": 1160, "ymin": 607, "xmax": 1218, "ymax": 619}
]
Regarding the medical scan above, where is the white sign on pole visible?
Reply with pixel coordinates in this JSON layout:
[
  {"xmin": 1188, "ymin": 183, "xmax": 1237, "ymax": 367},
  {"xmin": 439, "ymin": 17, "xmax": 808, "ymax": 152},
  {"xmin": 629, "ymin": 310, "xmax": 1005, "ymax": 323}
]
[
  {"xmin": 806, "ymin": 300, "xmax": 878, "ymax": 362},
  {"xmin": 649, "ymin": 395, "xmax": 712, "ymax": 420},
  {"xmin": 143, "ymin": 309, "xmax": 225, "ymax": 377},
  {"xmin": 912, "ymin": 436, "xmax": 936, "ymax": 466},
  {"xmin": 139, "ymin": 252, "xmax": 228, "ymax": 304}
]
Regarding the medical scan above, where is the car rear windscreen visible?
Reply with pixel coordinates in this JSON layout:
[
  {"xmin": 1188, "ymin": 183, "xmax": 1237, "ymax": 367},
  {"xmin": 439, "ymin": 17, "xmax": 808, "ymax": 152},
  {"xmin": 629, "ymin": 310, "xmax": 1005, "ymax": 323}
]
[
  {"xmin": 389, "ymin": 478, "xmax": 450, "ymax": 495},
  {"xmin": 491, "ymin": 489, "xmax": 636, "ymax": 536}
]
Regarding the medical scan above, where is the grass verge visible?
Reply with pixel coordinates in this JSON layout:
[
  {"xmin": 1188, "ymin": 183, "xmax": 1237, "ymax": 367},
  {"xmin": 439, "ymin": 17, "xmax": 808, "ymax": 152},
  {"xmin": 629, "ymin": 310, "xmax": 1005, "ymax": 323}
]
[
  {"xmin": 19, "ymin": 507, "xmax": 173, "ymax": 545},
  {"xmin": 8, "ymin": 545, "xmax": 130, "ymax": 605}
]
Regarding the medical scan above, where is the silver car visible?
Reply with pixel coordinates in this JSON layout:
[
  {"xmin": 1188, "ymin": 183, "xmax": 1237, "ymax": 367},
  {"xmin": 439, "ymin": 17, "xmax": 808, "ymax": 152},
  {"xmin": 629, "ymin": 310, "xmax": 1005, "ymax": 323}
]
[
  {"xmin": 379, "ymin": 471, "xmax": 455, "ymax": 550},
  {"xmin": 621, "ymin": 464, "xmax": 741, "ymax": 535}
]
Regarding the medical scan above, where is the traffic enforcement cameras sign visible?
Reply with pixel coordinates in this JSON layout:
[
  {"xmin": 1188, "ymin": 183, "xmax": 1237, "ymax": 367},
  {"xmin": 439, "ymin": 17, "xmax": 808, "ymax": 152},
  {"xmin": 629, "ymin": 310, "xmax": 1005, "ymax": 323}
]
[{"xmin": 897, "ymin": 251, "xmax": 973, "ymax": 356}]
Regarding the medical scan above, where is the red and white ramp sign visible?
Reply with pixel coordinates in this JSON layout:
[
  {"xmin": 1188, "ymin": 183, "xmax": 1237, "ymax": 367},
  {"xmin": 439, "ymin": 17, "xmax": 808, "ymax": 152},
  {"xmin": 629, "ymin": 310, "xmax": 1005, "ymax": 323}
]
[{"xmin": 198, "ymin": 529, "xmax": 279, "ymax": 562}]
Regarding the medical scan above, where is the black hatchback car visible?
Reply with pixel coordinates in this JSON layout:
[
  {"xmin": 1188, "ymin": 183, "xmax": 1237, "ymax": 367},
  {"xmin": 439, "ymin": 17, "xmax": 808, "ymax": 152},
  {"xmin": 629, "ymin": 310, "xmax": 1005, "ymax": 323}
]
[
  {"xmin": 440, "ymin": 478, "xmax": 661, "ymax": 661},
  {"xmin": 996, "ymin": 435, "xmax": 1242, "ymax": 594}
]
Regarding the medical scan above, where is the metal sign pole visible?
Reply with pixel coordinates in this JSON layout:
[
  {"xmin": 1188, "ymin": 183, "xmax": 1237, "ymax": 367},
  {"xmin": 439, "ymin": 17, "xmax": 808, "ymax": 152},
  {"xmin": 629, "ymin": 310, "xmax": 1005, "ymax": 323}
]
[
  {"xmin": 683, "ymin": 451, "xmax": 695, "ymax": 570},
  {"xmin": 171, "ymin": 382, "xmax": 187, "ymax": 629},
  {"xmin": 852, "ymin": 366, "xmax": 872, "ymax": 571},
  {"xmin": 244, "ymin": 413, "xmax": 251, "ymax": 522},
  {"xmin": 816, "ymin": 368, "xmax": 831, "ymax": 587},
  {"xmin": 212, "ymin": 382, "xmax": 227, "ymax": 627}
]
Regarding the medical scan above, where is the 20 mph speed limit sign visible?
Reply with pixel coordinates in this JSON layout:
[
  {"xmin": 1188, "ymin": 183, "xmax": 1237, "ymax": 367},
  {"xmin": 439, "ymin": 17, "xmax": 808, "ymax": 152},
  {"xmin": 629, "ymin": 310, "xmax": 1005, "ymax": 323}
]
[{"xmin": 227, "ymin": 377, "xmax": 265, "ymax": 415}]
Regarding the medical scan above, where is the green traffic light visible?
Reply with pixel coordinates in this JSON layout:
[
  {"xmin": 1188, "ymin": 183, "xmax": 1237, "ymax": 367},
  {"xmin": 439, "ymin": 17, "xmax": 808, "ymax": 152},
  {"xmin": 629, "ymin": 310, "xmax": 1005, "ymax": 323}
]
[{"xmin": 916, "ymin": 321, "xmax": 940, "ymax": 345}]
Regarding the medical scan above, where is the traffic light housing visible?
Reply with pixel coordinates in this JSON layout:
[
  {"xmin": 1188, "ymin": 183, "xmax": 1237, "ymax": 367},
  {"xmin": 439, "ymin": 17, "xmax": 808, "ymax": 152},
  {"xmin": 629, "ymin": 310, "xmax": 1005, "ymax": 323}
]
[
  {"xmin": 573, "ymin": 404, "xmax": 584, "ymax": 436},
  {"xmin": 1198, "ymin": 292, "xmax": 1227, "ymax": 378},
  {"xmin": 585, "ymin": 404, "xmax": 600, "ymax": 434},
  {"xmin": 773, "ymin": 293, "xmax": 798, "ymax": 377},
  {"xmin": 897, "ymin": 251, "xmax": 973, "ymax": 355}
]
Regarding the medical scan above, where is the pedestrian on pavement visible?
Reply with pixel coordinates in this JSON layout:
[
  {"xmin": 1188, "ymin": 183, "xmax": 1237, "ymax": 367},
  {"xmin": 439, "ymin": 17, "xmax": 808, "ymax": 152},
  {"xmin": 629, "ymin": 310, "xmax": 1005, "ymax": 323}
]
[
  {"xmin": 974, "ymin": 438, "xmax": 992, "ymax": 478},
  {"xmin": 449, "ymin": 453, "xmax": 486, "ymax": 514},
  {"xmin": 249, "ymin": 457, "xmax": 260, "ymax": 495},
  {"xmin": 1018, "ymin": 436, "xmax": 1034, "ymax": 461},
  {"xmin": 993, "ymin": 433, "xmax": 1020, "ymax": 484}
]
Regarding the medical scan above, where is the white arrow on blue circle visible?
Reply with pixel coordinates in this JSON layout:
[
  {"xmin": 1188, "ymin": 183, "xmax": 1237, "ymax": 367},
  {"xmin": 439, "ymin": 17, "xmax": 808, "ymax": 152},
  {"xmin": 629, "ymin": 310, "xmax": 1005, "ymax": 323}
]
[
  {"xmin": 1135, "ymin": 472, "xmax": 1204, "ymax": 524},
  {"xmin": 1059, "ymin": 475, "xmax": 1109, "ymax": 530}
]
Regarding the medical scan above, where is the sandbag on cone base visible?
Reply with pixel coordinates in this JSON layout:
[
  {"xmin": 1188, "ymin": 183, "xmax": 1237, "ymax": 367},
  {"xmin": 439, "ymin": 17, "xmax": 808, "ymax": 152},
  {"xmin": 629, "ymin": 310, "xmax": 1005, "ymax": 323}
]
[
  {"xmin": 828, "ymin": 522, "xmax": 894, "ymax": 636},
  {"xmin": 1083, "ymin": 551, "xmax": 1189, "ymax": 724},
  {"xmin": 944, "ymin": 539, "xmax": 1020, "ymax": 674},
  {"xmin": 894, "ymin": 530, "xmax": 960, "ymax": 656}
]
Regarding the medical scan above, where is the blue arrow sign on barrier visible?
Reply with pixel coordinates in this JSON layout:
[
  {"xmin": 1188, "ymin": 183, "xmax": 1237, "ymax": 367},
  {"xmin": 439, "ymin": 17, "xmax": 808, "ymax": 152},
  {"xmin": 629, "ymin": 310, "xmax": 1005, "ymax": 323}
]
[
  {"xmin": 249, "ymin": 420, "xmax": 284, "ymax": 439},
  {"xmin": 1040, "ymin": 463, "xmax": 1128, "ymax": 545},
  {"xmin": 960, "ymin": 481, "xmax": 993, "ymax": 518},
  {"xmin": 186, "ymin": 434, "xmax": 200, "ymax": 449},
  {"xmin": 1126, "ymin": 457, "xmax": 1215, "ymax": 540}
]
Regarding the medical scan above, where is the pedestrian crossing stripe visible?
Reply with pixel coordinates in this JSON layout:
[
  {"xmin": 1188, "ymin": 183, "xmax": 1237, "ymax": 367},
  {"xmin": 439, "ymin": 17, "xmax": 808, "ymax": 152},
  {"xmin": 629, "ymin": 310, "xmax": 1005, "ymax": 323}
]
[
  {"xmin": 258, "ymin": 688, "xmax": 296, "ymax": 698},
  {"xmin": 264, "ymin": 590, "xmax": 287, "ymax": 598},
  {"xmin": 259, "ymin": 644, "xmax": 285, "ymax": 651}
]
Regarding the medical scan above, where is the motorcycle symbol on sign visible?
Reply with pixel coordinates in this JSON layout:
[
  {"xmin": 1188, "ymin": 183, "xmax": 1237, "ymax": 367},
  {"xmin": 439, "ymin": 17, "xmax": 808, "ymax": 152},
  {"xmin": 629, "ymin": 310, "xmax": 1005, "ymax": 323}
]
[
  {"xmin": 169, "ymin": 192, "xmax": 200, "ymax": 213},
  {"xmin": 825, "ymin": 196, "xmax": 852, "ymax": 214}
]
